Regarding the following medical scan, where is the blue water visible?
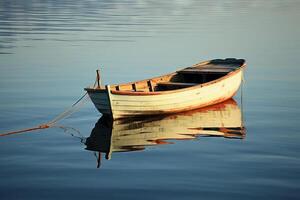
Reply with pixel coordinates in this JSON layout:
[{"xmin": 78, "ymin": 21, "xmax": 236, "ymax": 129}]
[{"xmin": 1, "ymin": 1, "xmax": 300, "ymax": 199}]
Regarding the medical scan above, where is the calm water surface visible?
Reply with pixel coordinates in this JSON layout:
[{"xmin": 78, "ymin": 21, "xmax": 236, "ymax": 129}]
[{"xmin": 1, "ymin": 0, "xmax": 300, "ymax": 199}]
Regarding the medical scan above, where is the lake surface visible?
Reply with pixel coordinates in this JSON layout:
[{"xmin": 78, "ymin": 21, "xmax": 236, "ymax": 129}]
[{"xmin": 1, "ymin": 0, "xmax": 300, "ymax": 199}]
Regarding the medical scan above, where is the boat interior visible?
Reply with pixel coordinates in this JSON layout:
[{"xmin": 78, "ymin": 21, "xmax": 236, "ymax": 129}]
[{"xmin": 110, "ymin": 58, "xmax": 245, "ymax": 92}]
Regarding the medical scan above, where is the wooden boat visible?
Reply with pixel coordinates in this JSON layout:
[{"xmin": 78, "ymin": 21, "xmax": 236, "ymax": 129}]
[
  {"xmin": 85, "ymin": 58, "xmax": 246, "ymax": 119},
  {"xmin": 85, "ymin": 99, "xmax": 245, "ymax": 164}
]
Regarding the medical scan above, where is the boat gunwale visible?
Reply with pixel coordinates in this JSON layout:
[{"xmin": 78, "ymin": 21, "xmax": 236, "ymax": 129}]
[{"xmin": 85, "ymin": 60, "xmax": 246, "ymax": 96}]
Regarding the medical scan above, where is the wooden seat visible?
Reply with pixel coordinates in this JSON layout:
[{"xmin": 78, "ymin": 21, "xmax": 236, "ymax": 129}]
[
  {"xmin": 157, "ymin": 82, "xmax": 197, "ymax": 87},
  {"xmin": 178, "ymin": 68, "xmax": 232, "ymax": 74}
]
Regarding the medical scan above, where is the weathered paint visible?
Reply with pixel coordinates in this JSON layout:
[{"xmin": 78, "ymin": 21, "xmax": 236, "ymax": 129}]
[{"xmin": 88, "ymin": 90, "xmax": 111, "ymax": 115}]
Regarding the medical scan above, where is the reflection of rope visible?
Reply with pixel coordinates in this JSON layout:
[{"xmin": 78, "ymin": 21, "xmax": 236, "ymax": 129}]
[
  {"xmin": 55, "ymin": 125, "xmax": 83, "ymax": 138},
  {"xmin": 0, "ymin": 92, "xmax": 89, "ymax": 137},
  {"xmin": 54, "ymin": 124, "xmax": 87, "ymax": 144}
]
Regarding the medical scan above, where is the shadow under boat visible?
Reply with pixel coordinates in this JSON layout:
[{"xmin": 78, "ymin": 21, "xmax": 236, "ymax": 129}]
[{"xmin": 84, "ymin": 98, "xmax": 246, "ymax": 167}]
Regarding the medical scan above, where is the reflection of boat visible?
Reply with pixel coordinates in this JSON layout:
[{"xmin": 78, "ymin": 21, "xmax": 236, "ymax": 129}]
[
  {"xmin": 85, "ymin": 58, "xmax": 246, "ymax": 119},
  {"xmin": 85, "ymin": 99, "xmax": 245, "ymax": 167}
]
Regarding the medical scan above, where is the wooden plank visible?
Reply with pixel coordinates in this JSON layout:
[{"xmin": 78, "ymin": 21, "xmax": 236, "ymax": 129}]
[
  {"xmin": 185, "ymin": 64, "xmax": 238, "ymax": 70},
  {"xmin": 178, "ymin": 68, "xmax": 232, "ymax": 74},
  {"xmin": 132, "ymin": 83, "xmax": 137, "ymax": 91},
  {"xmin": 183, "ymin": 67, "xmax": 233, "ymax": 72},
  {"xmin": 157, "ymin": 82, "xmax": 198, "ymax": 87},
  {"xmin": 198, "ymin": 68, "xmax": 232, "ymax": 72},
  {"xmin": 147, "ymin": 80, "xmax": 154, "ymax": 92},
  {"xmin": 201, "ymin": 66, "xmax": 237, "ymax": 70},
  {"xmin": 208, "ymin": 64, "xmax": 238, "ymax": 69}
]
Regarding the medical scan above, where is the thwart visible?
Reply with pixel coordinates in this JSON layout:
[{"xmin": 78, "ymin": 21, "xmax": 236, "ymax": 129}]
[{"xmin": 85, "ymin": 58, "xmax": 246, "ymax": 119}]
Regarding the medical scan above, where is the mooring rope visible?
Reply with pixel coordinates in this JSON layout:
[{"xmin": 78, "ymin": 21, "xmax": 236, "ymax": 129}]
[
  {"xmin": 0, "ymin": 72, "xmax": 100, "ymax": 138},
  {"xmin": 0, "ymin": 92, "xmax": 89, "ymax": 137},
  {"xmin": 47, "ymin": 93, "xmax": 89, "ymax": 126}
]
